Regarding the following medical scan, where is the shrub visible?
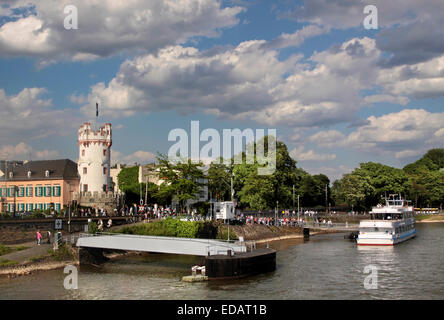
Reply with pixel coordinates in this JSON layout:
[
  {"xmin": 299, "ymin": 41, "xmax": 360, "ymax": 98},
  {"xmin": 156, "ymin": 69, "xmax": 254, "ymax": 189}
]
[
  {"xmin": 0, "ymin": 244, "xmax": 13, "ymax": 256},
  {"xmin": 117, "ymin": 217, "xmax": 218, "ymax": 239},
  {"xmin": 88, "ymin": 221, "xmax": 98, "ymax": 234},
  {"xmin": 48, "ymin": 245, "xmax": 75, "ymax": 261}
]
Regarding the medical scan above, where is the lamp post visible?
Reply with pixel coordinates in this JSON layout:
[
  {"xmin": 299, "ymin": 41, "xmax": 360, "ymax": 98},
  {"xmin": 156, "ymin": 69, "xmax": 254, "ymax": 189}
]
[
  {"xmin": 275, "ymin": 200, "xmax": 279, "ymax": 226},
  {"xmin": 297, "ymin": 194, "xmax": 300, "ymax": 221}
]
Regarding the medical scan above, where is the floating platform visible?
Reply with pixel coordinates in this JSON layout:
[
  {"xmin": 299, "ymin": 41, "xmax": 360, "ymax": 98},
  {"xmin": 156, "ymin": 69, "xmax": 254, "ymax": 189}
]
[
  {"xmin": 204, "ymin": 248, "xmax": 276, "ymax": 279},
  {"xmin": 182, "ymin": 275, "xmax": 209, "ymax": 282}
]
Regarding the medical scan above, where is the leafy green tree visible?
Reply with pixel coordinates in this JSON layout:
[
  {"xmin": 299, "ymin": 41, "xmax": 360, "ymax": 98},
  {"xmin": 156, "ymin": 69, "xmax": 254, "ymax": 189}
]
[
  {"xmin": 332, "ymin": 173, "xmax": 367, "ymax": 210},
  {"xmin": 207, "ymin": 159, "xmax": 232, "ymax": 201},
  {"xmin": 234, "ymin": 136, "xmax": 305, "ymax": 210},
  {"xmin": 156, "ymin": 154, "xmax": 204, "ymax": 211}
]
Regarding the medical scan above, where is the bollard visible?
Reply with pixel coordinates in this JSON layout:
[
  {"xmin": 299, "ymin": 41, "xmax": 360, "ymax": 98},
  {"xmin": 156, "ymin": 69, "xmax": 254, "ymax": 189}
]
[{"xmin": 303, "ymin": 228, "xmax": 310, "ymax": 239}]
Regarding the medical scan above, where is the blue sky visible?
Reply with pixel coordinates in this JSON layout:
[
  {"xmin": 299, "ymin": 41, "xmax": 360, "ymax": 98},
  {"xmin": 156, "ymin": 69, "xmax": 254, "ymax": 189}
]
[{"xmin": 0, "ymin": 0, "xmax": 443, "ymax": 182}]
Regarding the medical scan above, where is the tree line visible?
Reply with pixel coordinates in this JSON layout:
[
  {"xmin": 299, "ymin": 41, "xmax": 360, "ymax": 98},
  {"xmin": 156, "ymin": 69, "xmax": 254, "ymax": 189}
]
[{"xmin": 117, "ymin": 136, "xmax": 444, "ymax": 212}]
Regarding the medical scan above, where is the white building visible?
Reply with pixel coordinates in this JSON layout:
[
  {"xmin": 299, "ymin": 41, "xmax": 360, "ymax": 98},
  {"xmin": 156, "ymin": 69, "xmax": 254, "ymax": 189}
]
[{"xmin": 78, "ymin": 122, "xmax": 112, "ymax": 193}]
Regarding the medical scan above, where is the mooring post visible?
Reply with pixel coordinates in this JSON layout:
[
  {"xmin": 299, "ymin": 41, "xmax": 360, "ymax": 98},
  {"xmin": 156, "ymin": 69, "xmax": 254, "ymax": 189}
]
[{"xmin": 303, "ymin": 228, "xmax": 310, "ymax": 239}]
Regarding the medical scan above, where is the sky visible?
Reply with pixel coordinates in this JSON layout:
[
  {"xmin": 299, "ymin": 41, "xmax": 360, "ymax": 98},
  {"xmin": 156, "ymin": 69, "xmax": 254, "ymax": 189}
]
[{"xmin": 0, "ymin": 0, "xmax": 443, "ymax": 182}]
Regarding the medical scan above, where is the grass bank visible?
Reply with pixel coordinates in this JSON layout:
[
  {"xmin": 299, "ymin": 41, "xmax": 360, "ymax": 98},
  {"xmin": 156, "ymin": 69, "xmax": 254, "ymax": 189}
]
[
  {"xmin": 415, "ymin": 214, "xmax": 444, "ymax": 222},
  {"xmin": 0, "ymin": 244, "xmax": 78, "ymax": 278},
  {"xmin": 0, "ymin": 244, "xmax": 29, "ymax": 256}
]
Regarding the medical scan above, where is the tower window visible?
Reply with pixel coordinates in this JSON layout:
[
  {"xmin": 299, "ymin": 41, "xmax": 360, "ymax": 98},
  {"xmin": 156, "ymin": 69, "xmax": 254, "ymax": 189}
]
[
  {"xmin": 82, "ymin": 150, "xmax": 85, "ymax": 156},
  {"xmin": 83, "ymin": 184, "xmax": 88, "ymax": 192},
  {"xmin": 103, "ymin": 167, "xmax": 108, "ymax": 175},
  {"xmin": 83, "ymin": 167, "xmax": 87, "ymax": 174},
  {"xmin": 103, "ymin": 149, "xmax": 107, "ymax": 156}
]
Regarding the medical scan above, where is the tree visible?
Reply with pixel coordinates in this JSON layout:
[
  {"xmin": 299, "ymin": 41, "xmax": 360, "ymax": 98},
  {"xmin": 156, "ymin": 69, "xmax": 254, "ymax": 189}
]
[
  {"xmin": 404, "ymin": 148, "xmax": 444, "ymax": 207},
  {"xmin": 117, "ymin": 166, "xmax": 142, "ymax": 204},
  {"xmin": 207, "ymin": 159, "xmax": 232, "ymax": 201},
  {"xmin": 156, "ymin": 154, "xmax": 204, "ymax": 211},
  {"xmin": 332, "ymin": 173, "xmax": 367, "ymax": 210},
  {"xmin": 234, "ymin": 136, "xmax": 305, "ymax": 210}
]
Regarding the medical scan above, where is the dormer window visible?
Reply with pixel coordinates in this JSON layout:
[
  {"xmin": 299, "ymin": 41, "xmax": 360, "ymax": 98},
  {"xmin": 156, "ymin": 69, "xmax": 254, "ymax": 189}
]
[
  {"xmin": 45, "ymin": 170, "xmax": 50, "ymax": 178},
  {"xmin": 9, "ymin": 172, "xmax": 13, "ymax": 178},
  {"xmin": 27, "ymin": 171, "xmax": 32, "ymax": 178}
]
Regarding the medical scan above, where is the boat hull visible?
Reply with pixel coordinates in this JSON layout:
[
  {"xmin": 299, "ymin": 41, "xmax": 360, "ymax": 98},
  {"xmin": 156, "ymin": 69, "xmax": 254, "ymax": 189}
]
[{"xmin": 357, "ymin": 230, "xmax": 416, "ymax": 246}]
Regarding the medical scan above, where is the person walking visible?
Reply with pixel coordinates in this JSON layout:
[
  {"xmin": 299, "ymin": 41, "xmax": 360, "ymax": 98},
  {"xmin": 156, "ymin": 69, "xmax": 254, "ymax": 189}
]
[
  {"xmin": 36, "ymin": 230, "xmax": 42, "ymax": 245},
  {"xmin": 47, "ymin": 230, "xmax": 51, "ymax": 244}
]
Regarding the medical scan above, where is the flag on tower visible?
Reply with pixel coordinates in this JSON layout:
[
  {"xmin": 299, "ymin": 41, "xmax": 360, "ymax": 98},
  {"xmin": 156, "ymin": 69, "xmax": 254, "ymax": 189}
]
[{"xmin": 96, "ymin": 103, "xmax": 99, "ymax": 117}]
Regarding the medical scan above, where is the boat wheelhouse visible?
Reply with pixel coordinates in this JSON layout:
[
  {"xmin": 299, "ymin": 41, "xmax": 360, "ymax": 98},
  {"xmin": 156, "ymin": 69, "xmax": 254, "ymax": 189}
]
[{"xmin": 357, "ymin": 195, "xmax": 416, "ymax": 246}]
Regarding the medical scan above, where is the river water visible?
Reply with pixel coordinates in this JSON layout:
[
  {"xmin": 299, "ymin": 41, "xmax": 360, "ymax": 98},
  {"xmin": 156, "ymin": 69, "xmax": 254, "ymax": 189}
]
[{"xmin": 0, "ymin": 223, "xmax": 443, "ymax": 300}]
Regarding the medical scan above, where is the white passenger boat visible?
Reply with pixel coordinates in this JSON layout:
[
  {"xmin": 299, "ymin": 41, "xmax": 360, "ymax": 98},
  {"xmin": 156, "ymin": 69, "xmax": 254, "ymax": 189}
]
[{"xmin": 357, "ymin": 195, "xmax": 416, "ymax": 246}]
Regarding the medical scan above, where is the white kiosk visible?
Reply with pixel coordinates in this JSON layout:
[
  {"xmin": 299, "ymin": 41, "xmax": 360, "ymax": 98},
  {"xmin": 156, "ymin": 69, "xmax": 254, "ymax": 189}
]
[{"xmin": 214, "ymin": 201, "xmax": 235, "ymax": 220}]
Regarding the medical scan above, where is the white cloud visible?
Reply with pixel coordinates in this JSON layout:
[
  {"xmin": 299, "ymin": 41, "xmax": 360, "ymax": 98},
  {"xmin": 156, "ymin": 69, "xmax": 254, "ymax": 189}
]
[
  {"xmin": 308, "ymin": 130, "xmax": 347, "ymax": 147},
  {"xmin": 309, "ymin": 109, "xmax": 444, "ymax": 162},
  {"xmin": 0, "ymin": 0, "xmax": 244, "ymax": 64},
  {"xmin": 0, "ymin": 88, "xmax": 79, "ymax": 144},
  {"xmin": 79, "ymin": 37, "xmax": 396, "ymax": 128},
  {"xmin": 379, "ymin": 56, "xmax": 444, "ymax": 98},
  {"xmin": 112, "ymin": 150, "xmax": 156, "ymax": 165},
  {"xmin": 0, "ymin": 142, "xmax": 59, "ymax": 160},
  {"xmin": 290, "ymin": 146, "xmax": 336, "ymax": 162}
]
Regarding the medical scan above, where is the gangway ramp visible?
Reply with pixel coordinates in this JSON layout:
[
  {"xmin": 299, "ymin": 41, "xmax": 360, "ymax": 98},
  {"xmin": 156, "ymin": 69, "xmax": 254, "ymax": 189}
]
[{"xmin": 76, "ymin": 233, "xmax": 247, "ymax": 256}]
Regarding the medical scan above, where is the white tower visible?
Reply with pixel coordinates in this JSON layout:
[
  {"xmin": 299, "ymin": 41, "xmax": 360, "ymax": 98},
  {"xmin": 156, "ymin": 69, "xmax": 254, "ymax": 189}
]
[{"xmin": 78, "ymin": 122, "xmax": 112, "ymax": 193}]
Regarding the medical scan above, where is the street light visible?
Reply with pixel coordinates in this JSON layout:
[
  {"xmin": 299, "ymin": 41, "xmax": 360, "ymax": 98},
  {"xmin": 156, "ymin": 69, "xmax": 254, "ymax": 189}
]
[{"xmin": 275, "ymin": 200, "xmax": 279, "ymax": 226}]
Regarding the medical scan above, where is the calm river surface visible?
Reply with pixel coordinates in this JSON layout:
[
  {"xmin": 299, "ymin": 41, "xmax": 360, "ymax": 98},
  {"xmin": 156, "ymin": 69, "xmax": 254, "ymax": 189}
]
[{"xmin": 1, "ymin": 223, "xmax": 443, "ymax": 300}]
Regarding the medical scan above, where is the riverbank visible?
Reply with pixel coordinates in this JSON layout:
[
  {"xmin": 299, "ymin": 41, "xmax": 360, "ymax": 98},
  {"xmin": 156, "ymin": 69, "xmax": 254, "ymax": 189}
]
[
  {"xmin": 0, "ymin": 243, "xmax": 78, "ymax": 278},
  {"xmin": 415, "ymin": 214, "xmax": 444, "ymax": 223}
]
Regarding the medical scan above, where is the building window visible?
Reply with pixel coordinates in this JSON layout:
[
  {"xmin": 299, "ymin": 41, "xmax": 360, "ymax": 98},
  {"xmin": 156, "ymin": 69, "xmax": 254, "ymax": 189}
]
[
  {"xmin": 83, "ymin": 167, "xmax": 87, "ymax": 174},
  {"xmin": 53, "ymin": 185, "xmax": 61, "ymax": 197},
  {"xmin": 103, "ymin": 149, "xmax": 107, "ymax": 156},
  {"xmin": 82, "ymin": 150, "xmax": 85, "ymax": 156},
  {"xmin": 103, "ymin": 167, "xmax": 108, "ymax": 175},
  {"xmin": 35, "ymin": 186, "xmax": 42, "ymax": 197},
  {"xmin": 83, "ymin": 184, "xmax": 88, "ymax": 192},
  {"xmin": 27, "ymin": 186, "xmax": 33, "ymax": 197},
  {"xmin": 18, "ymin": 186, "xmax": 25, "ymax": 197},
  {"xmin": 45, "ymin": 185, "xmax": 51, "ymax": 197}
]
